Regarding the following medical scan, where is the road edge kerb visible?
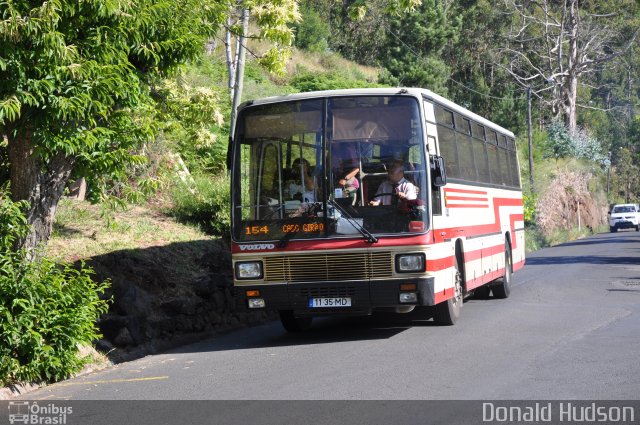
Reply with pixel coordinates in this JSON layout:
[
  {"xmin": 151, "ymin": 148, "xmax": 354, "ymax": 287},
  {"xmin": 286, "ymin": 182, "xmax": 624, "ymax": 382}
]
[{"xmin": 0, "ymin": 383, "xmax": 40, "ymax": 400}]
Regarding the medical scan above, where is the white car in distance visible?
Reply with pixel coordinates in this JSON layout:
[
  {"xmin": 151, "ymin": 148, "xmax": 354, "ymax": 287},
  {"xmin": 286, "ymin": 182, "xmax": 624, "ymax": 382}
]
[{"xmin": 608, "ymin": 203, "xmax": 640, "ymax": 232}]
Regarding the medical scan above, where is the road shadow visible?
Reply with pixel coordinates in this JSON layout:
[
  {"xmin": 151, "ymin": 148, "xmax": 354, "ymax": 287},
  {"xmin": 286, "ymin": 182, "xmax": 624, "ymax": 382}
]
[
  {"xmin": 557, "ymin": 236, "xmax": 640, "ymax": 247},
  {"xmin": 526, "ymin": 255, "xmax": 640, "ymax": 266},
  {"xmin": 166, "ymin": 297, "xmax": 503, "ymax": 355},
  {"xmin": 165, "ymin": 308, "xmax": 441, "ymax": 354}
]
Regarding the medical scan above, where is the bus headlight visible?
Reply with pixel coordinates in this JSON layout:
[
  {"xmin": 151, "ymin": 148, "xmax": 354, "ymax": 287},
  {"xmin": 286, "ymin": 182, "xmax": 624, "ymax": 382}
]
[
  {"xmin": 235, "ymin": 261, "xmax": 263, "ymax": 279},
  {"xmin": 395, "ymin": 254, "xmax": 425, "ymax": 273}
]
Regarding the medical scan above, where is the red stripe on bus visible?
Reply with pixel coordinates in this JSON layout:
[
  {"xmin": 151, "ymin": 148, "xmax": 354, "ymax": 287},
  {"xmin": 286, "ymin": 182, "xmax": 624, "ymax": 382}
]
[
  {"xmin": 426, "ymin": 256, "xmax": 455, "ymax": 272},
  {"xmin": 463, "ymin": 248, "xmax": 482, "ymax": 262},
  {"xmin": 446, "ymin": 204, "xmax": 490, "ymax": 209},
  {"xmin": 444, "ymin": 188, "xmax": 488, "ymax": 195},
  {"xmin": 231, "ymin": 233, "xmax": 431, "ymax": 253},
  {"xmin": 434, "ymin": 197, "xmax": 524, "ymax": 244},
  {"xmin": 445, "ymin": 195, "xmax": 489, "ymax": 202},
  {"xmin": 458, "ymin": 242, "xmax": 505, "ymax": 264},
  {"xmin": 465, "ymin": 268, "xmax": 505, "ymax": 290},
  {"xmin": 434, "ymin": 288, "xmax": 449, "ymax": 304},
  {"xmin": 513, "ymin": 259, "xmax": 525, "ymax": 271}
]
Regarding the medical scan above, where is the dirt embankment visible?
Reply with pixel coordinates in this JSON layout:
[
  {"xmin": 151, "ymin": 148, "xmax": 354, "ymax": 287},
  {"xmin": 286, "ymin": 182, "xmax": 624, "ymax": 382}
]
[
  {"xmin": 84, "ymin": 238, "xmax": 274, "ymax": 362},
  {"xmin": 536, "ymin": 169, "xmax": 608, "ymax": 237}
]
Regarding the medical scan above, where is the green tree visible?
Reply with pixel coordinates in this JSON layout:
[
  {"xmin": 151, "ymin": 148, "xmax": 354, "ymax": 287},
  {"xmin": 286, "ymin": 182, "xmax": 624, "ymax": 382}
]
[
  {"xmin": 612, "ymin": 147, "xmax": 639, "ymax": 202},
  {"xmin": 0, "ymin": 0, "xmax": 224, "ymax": 252},
  {"xmin": 378, "ymin": 0, "xmax": 460, "ymax": 93},
  {"xmin": 301, "ymin": 0, "xmax": 422, "ymax": 67},
  {"xmin": 293, "ymin": 0, "xmax": 330, "ymax": 52}
]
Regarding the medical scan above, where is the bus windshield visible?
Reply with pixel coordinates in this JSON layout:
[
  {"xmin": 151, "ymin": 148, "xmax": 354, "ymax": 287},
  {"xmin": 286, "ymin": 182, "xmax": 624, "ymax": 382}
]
[{"xmin": 232, "ymin": 95, "xmax": 428, "ymax": 242}]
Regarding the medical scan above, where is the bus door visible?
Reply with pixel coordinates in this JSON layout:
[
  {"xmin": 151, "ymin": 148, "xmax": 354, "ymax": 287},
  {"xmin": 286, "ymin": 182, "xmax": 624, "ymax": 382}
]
[{"xmin": 254, "ymin": 141, "xmax": 284, "ymax": 220}]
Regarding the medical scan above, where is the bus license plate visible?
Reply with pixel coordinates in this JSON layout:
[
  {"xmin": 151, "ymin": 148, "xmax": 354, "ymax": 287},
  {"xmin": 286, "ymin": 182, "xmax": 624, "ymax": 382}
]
[{"xmin": 308, "ymin": 297, "xmax": 352, "ymax": 308}]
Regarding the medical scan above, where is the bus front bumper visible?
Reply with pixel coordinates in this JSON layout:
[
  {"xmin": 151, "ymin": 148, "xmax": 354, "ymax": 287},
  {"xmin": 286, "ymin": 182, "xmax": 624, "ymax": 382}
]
[{"xmin": 235, "ymin": 277, "xmax": 435, "ymax": 315}]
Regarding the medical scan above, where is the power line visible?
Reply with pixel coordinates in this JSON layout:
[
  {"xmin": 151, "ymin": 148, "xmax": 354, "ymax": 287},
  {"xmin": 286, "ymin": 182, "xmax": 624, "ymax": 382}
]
[
  {"xmin": 381, "ymin": 20, "xmax": 514, "ymax": 101},
  {"xmin": 448, "ymin": 77, "xmax": 514, "ymax": 101}
]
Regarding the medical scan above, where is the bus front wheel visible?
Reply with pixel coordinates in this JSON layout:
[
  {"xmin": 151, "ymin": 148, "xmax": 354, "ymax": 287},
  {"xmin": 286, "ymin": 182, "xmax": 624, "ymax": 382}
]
[
  {"xmin": 434, "ymin": 256, "xmax": 463, "ymax": 325},
  {"xmin": 492, "ymin": 242, "xmax": 512, "ymax": 299},
  {"xmin": 279, "ymin": 310, "xmax": 313, "ymax": 332}
]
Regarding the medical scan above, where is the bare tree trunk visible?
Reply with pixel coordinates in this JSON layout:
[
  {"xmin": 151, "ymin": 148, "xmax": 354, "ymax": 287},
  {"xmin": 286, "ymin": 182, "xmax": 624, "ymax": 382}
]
[
  {"xmin": 8, "ymin": 128, "xmax": 74, "ymax": 254},
  {"xmin": 230, "ymin": 8, "xmax": 249, "ymax": 139},
  {"xmin": 225, "ymin": 16, "xmax": 235, "ymax": 101},
  {"xmin": 563, "ymin": 0, "xmax": 579, "ymax": 132},
  {"xmin": 564, "ymin": 73, "xmax": 578, "ymax": 132}
]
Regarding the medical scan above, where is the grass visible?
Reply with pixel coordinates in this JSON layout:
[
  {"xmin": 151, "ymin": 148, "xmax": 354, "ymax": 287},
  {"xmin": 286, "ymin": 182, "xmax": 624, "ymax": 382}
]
[
  {"xmin": 525, "ymin": 223, "xmax": 609, "ymax": 253},
  {"xmin": 545, "ymin": 224, "xmax": 608, "ymax": 247},
  {"xmin": 525, "ymin": 226, "xmax": 548, "ymax": 253},
  {"xmin": 48, "ymin": 197, "xmax": 211, "ymax": 263},
  {"xmin": 286, "ymin": 48, "xmax": 379, "ymax": 82}
]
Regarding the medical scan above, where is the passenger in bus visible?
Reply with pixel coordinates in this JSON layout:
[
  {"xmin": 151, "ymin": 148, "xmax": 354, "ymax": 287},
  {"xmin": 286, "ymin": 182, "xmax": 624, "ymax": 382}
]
[
  {"xmin": 332, "ymin": 143, "xmax": 360, "ymax": 204},
  {"xmin": 288, "ymin": 158, "xmax": 316, "ymax": 203},
  {"xmin": 368, "ymin": 161, "xmax": 417, "ymax": 206}
]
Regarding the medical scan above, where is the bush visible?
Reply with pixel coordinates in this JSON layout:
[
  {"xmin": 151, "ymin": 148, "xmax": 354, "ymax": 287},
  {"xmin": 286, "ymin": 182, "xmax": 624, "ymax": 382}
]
[
  {"xmin": 290, "ymin": 72, "xmax": 385, "ymax": 92},
  {"xmin": 544, "ymin": 120, "xmax": 607, "ymax": 165},
  {"xmin": 170, "ymin": 173, "xmax": 231, "ymax": 235},
  {"xmin": 293, "ymin": 2, "xmax": 330, "ymax": 52},
  {"xmin": 0, "ymin": 190, "xmax": 110, "ymax": 385},
  {"xmin": 523, "ymin": 193, "xmax": 537, "ymax": 226},
  {"xmin": 524, "ymin": 225, "xmax": 548, "ymax": 253}
]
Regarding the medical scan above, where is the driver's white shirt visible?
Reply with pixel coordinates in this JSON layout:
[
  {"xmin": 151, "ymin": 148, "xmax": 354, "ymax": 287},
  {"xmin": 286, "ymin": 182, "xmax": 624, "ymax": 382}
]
[{"xmin": 374, "ymin": 177, "xmax": 417, "ymax": 205}]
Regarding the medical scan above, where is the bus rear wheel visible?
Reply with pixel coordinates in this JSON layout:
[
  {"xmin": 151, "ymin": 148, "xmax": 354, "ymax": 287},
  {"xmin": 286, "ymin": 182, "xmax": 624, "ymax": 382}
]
[
  {"xmin": 492, "ymin": 242, "xmax": 512, "ymax": 299},
  {"xmin": 279, "ymin": 310, "xmax": 313, "ymax": 332},
  {"xmin": 473, "ymin": 285, "xmax": 491, "ymax": 299},
  {"xmin": 434, "ymin": 256, "xmax": 463, "ymax": 325}
]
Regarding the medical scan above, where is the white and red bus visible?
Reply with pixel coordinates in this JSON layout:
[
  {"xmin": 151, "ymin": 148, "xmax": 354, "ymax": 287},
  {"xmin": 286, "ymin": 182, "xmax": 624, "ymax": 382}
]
[{"xmin": 229, "ymin": 88, "xmax": 525, "ymax": 331}]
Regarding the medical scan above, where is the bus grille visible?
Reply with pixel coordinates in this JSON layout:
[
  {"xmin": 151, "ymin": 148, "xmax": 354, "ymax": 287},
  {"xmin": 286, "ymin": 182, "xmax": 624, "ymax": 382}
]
[{"xmin": 263, "ymin": 251, "xmax": 393, "ymax": 283}]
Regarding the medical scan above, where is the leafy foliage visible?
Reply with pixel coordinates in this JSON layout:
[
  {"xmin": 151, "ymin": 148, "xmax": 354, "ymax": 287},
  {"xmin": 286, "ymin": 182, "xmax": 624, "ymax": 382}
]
[
  {"xmin": 0, "ymin": 0, "xmax": 225, "ymax": 249},
  {"xmin": 523, "ymin": 193, "xmax": 537, "ymax": 226},
  {"xmin": 293, "ymin": 1, "xmax": 330, "ymax": 52},
  {"xmin": 544, "ymin": 121, "xmax": 607, "ymax": 164},
  {"xmin": 290, "ymin": 72, "xmax": 386, "ymax": 92},
  {"xmin": 611, "ymin": 147, "xmax": 639, "ymax": 203},
  {"xmin": 153, "ymin": 77, "xmax": 227, "ymax": 174},
  {"xmin": 0, "ymin": 190, "xmax": 110, "ymax": 385},
  {"xmin": 170, "ymin": 174, "xmax": 231, "ymax": 235},
  {"xmin": 378, "ymin": 0, "xmax": 460, "ymax": 92}
]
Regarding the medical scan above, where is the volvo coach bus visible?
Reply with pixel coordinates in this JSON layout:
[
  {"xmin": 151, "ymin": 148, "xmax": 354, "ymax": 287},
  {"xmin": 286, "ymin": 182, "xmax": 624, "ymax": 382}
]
[{"xmin": 229, "ymin": 88, "xmax": 525, "ymax": 331}]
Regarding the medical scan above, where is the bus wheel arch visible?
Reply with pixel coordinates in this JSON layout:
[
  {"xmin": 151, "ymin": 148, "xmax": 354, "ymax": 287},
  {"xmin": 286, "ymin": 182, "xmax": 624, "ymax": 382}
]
[
  {"xmin": 492, "ymin": 237, "xmax": 512, "ymax": 299},
  {"xmin": 434, "ymin": 239, "xmax": 464, "ymax": 325},
  {"xmin": 455, "ymin": 239, "xmax": 467, "ymax": 294}
]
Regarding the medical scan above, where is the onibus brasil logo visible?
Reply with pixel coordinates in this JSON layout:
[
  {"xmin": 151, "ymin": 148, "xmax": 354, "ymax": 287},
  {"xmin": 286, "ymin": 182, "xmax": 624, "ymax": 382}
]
[{"xmin": 8, "ymin": 401, "xmax": 72, "ymax": 425}]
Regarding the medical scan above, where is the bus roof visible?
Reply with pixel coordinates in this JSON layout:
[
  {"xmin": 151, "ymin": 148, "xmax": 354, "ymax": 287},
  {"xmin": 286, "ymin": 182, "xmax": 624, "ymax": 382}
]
[{"xmin": 240, "ymin": 87, "xmax": 515, "ymax": 138}]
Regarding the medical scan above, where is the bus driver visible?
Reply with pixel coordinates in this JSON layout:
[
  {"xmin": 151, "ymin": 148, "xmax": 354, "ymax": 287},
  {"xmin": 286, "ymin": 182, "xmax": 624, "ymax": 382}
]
[{"xmin": 369, "ymin": 161, "xmax": 417, "ymax": 206}]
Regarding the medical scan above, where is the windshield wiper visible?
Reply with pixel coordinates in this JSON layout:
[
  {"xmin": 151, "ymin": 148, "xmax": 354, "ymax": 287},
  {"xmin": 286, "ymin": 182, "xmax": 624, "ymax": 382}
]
[
  {"xmin": 329, "ymin": 200, "xmax": 378, "ymax": 244},
  {"xmin": 277, "ymin": 202, "xmax": 322, "ymax": 248}
]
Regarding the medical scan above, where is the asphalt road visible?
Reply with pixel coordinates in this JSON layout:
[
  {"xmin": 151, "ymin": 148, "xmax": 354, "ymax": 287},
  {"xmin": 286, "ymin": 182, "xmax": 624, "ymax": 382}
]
[{"xmin": 21, "ymin": 230, "xmax": 640, "ymax": 401}]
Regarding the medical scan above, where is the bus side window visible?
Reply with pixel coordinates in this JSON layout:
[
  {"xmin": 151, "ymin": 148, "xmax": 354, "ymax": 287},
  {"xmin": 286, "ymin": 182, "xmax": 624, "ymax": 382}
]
[
  {"xmin": 437, "ymin": 125, "xmax": 459, "ymax": 178},
  {"xmin": 473, "ymin": 138, "xmax": 490, "ymax": 184},
  {"xmin": 457, "ymin": 132, "xmax": 477, "ymax": 181},
  {"xmin": 432, "ymin": 188, "xmax": 442, "ymax": 216},
  {"xmin": 487, "ymin": 143, "xmax": 501, "ymax": 185}
]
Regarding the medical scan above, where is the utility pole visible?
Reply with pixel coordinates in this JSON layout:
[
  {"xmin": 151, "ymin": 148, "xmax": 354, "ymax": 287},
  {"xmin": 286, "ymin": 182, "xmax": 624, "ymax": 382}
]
[
  {"xmin": 229, "ymin": 7, "xmax": 249, "ymax": 140},
  {"xmin": 607, "ymin": 151, "xmax": 611, "ymax": 197},
  {"xmin": 527, "ymin": 86, "xmax": 534, "ymax": 192}
]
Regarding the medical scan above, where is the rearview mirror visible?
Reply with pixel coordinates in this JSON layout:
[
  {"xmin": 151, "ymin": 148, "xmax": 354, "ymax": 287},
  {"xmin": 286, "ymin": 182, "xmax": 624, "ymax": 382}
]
[{"xmin": 430, "ymin": 155, "xmax": 447, "ymax": 187}]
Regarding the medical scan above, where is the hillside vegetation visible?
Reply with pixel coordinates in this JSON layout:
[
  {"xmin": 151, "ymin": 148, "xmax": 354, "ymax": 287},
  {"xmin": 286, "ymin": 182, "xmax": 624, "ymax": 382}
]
[{"xmin": 2, "ymin": 0, "xmax": 638, "ymax": 387}]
